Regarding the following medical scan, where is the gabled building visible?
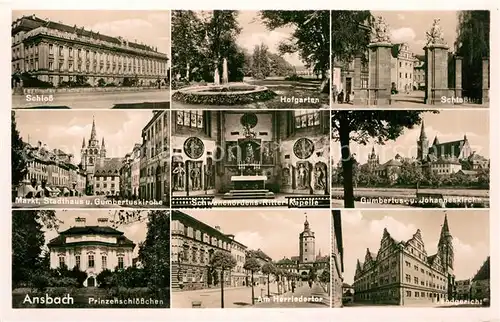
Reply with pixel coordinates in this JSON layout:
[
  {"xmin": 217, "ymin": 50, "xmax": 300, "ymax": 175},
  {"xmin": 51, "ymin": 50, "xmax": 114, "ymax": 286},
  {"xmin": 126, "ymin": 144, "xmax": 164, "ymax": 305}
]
[{"xmin": 353, "ymin": 214, "xmax": 454, "ymax": 306}]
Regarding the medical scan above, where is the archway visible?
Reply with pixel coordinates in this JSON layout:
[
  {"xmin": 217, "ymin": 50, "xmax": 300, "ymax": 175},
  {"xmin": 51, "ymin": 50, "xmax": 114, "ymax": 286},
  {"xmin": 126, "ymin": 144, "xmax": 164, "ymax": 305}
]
[{"xmin": 87, "ymin": 276, "xmax": 96, "ymax": 287}]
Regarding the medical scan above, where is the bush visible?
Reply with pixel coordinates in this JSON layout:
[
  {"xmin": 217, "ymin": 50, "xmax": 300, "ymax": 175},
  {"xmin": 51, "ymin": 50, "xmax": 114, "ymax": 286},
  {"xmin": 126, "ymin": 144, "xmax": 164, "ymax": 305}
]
[
  {"xmin": 97, "ymin": 269, "xmax": 114, "ymax": 288},
  {"xmin": 16, "ymin": 73, "xmax": 54, "ymax": 88},
  {"xmin": 284, "ymin": 74, "xmax": 305, "ymax": 81},
  {"xmin": 172, "ymin": 89, "xmax": 277, "ymax": 106}
]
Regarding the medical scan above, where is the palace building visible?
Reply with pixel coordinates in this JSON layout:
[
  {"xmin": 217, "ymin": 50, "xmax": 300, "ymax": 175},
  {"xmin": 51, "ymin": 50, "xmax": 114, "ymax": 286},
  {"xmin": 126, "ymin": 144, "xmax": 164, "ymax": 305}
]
[
  {"xmin": 171, "ymin": 111, "xmax": 330, "ymax": 199},
  {"xmin": 47, "ymin": 216, "xmax": 136, "ymax": 287},
  {"xmin": 11, "ymin": 14, "xmax": 169, "ymax": 88},
  {"xmin": 332, "ymin": 210, "xmax": 344, "ymax": 308},
  {"xmin": 80, "ymin": 117, "xmax": 123, "ymax": 196},
  {"xmin": 353, "ymin": 214, "xmax": 455, "ymax": 306},
  {"xmin": 171, "ymin": 210, "xmax": 239, "ymax": 291},
  {"xmin": 471, "ymin": 256, "xmax": 490, "ymax": 301}
]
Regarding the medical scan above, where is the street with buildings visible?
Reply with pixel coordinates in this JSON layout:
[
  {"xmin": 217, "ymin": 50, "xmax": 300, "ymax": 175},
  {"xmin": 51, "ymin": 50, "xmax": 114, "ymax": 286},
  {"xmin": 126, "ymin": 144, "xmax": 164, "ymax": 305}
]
[
  {"xmin": 171, "ymin": 210, "xmax": 331, "ymax": 308},
  {"xmin": 12, "ymin": 110, "xmax": 170, "ymax": 208}
]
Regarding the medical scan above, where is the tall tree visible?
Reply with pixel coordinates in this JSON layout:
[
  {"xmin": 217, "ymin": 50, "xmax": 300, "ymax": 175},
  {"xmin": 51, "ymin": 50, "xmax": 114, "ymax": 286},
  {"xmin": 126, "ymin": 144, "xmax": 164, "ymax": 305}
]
[
  {"xmin": 210, "ymin": 250, "xmax": 237, "ymax": 308},
  {"xmin": 261, "ymin": 262, "xmax": 276, "ymax": 297},
  {"xmin": 260, "ymin": 11, "xmax": 330, "ymax": 78},
  {"xmin": 171, "ymin": 10, "xmax": 205, "ymax": 80},
  {"xmin": 12, "ymin": 210, "xmax": 60, "ymax": 287},
  {"xmin": 251, "ymin": 43, "xmax": 271, "ymax": 79},
  {"xmin": 11, "ymin": 111, "xmax": 28, "ymax": 188},
  {"xmin": 243, "ymin": 257, "xmax": 261, "ymax": 305},
  {"xmin": 331, "ymin": 11, "xmax": 374, "ymax": 65},
  {"xmin": 138, "ymin": 210, "xmax": 170, "ymax": 300},
  {"xmin": 455, "ymin": 11, "xmax": 490, "ymax": 99},
  {"xmin": 331, "ymin": 111, "xmax": 436, "ymax": 208}
]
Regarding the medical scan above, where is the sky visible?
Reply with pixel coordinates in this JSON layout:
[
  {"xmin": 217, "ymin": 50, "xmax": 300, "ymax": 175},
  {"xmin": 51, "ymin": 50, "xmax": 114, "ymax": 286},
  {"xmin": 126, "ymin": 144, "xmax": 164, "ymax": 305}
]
[
  {"xmin": 372, "ymin": 11, "xmax": 459, "ymax": 55},
  {"xmin": 12, "ymin": 10, "xmax": 171, "ymax": 58},
  {"xmin": 331, "ymin": 110, "xmax": 490, "ymax": 165},
  {"xmin": 183, "ymin": 210, "xmax": 330, "ymax": 261},
  {"xmin": 42, "ymin": 210, "xmax": 149, "ymax": 258},
  {"xmin": 341, "ymin": 210, "xmax": 490, "ymax": 284},
  {"xmin": 14, "ymin": 110, "xmax": 154, "ymax": 164},
  {"xmin": 235, "ymin": 11, "xmax": 303, "ymax": 67}
]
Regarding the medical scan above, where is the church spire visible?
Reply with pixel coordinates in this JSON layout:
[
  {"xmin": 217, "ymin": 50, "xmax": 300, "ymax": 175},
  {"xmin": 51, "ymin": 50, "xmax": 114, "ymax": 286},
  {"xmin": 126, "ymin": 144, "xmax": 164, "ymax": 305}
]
[
  {"xmin": 90, "ymin": 116, "xmax": 97, "ymax": 141},
  {"xmin": 419, "ymin": 120, "xmax": 427, "ymax": 139},
  {"xmin": 304, "ymin": 214, "xmax": 309, "ymax": 231},
  {"xmin": 82, "ymin": 137, "xmax": 85, "ymax": 148},
  {"xmin": 102, "ymin": 137, "xmax": 105, "ymax": 147},
  {"xmin": 433, "ymin": 135, "xmax": 439, "ymax": 146},
  {"xmin": 441, "ymin": 213, "xmax": 450, "ymax": 237}
]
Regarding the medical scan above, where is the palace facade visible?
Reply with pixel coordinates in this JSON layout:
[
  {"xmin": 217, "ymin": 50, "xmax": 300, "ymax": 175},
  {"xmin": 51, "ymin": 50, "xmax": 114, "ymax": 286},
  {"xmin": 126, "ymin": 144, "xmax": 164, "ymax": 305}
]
[
  {"xmin": 171, "ymin": 110, "xmax": 330, "ymax": 197},
  {"xmin": 47, "ymin": 216, "xmax": 135, "ymax": 287},
  {"xmin": 12, "ymin": 14, "xmax": 169, "ymax": 87},
  {"xmin": 353, "ymin": 215, "xmax": 455, "ymax": 306}
]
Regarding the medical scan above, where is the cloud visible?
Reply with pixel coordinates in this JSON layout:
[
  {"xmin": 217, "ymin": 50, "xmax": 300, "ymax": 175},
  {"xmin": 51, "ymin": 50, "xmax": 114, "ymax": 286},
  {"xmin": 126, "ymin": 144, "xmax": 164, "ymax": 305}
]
[
  {"xmin": 87, "ymin": 19, "xmax": 153, "ymax": 39},
  {"xmin": 234, "ymin": 231, "xmax": 265, "ymax": 250},
  {"xmin": 237, "ymin": 30, "xmax": 289, "ymax": 54},
  {"xmin": 368, "ymin": 216, "xmax": 418, "ymax": 243},
  {"xmin": 342, "ymin": 210, "xmax": 363, "ymax": 226},
  {"xmin": 391, "ymin": 27, "xmax": 417, "ymax": 43}
]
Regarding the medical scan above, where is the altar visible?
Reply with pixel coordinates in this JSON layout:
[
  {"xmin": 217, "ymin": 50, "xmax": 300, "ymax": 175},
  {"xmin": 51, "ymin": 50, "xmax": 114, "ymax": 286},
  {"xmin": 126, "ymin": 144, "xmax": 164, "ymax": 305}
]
[{"xmin": 231, "ymin": 175, "xmax": 268, "ymax": 190}]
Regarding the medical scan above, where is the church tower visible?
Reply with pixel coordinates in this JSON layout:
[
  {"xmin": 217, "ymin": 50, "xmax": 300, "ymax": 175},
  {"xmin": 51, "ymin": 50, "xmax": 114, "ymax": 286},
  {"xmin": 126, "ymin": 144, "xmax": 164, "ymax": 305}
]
[
  {"xmin": 437, "ymin": 213, "xmax": 455, "ymax": 299},
  {"xmin": 299, "ymin": 215, "xmax": 316, "ymax": 263},
  {"xmin": 417, "ymin": 120, "xmax": 429, "ymax": 161},
  {"xmin": 367, "ymin": 146, "xmax": 380, "ymax": 169},
  {"xmin": 80, "ymin": 117, "xmax": 105, "ymax": 194}
]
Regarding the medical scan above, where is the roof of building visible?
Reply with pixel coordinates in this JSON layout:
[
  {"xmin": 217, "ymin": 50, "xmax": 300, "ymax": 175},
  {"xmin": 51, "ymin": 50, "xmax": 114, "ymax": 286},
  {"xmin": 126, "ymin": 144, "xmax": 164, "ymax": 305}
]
[
  {"xmin": 14, "ymin": 15, "xmax": 163, "ymax": 54},
  {"xmin": 472, "ymin": 257, "xmax": 490, "ymax": 281},
  {"xmin": 247, "ymin": 249, "xmax": 273, "ymax": 262},
  {"xmin": 95, "ymin": 157, "xmax": 124, "ymax": 176},
  {"xmin": 47, "ymin": 225, "xmax": 135, "ymax": 248},
  {"xmin": 429, "ymin": 140, "xmax": 466, "ymax": 159}
]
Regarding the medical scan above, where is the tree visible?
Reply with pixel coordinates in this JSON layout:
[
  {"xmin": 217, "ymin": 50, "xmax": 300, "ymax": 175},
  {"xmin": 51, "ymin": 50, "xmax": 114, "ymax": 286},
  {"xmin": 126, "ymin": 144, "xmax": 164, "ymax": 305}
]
[
  {"xmin": 260, "ymin": 11, "xmax": 330, "ymax": 78},
  {"xmin": 138, "ymin": 210, "xmax": 170, "ymax": 300},
  {"xmin": 319, "ymin": 269, "xmax": 330, "ymax": 284},
  {"xmin": 11, "ymin": 111, "xmax": 28, "ymax": 189},
  {"xmin": 455, "ymin": 11, "xmax": 490, "ymax": 100},
  {"xmin": 261, "ymin": 262, "xmax": 276, "ymax": 297},
  {"xmin": 331, "ymin": 111, "xmax": 436, "ymax": 207},
  {"xmin": 210, "ymin": 250, "xmax": 237, "ymax": 308},
  {"xmin": 331, "ymin": 11, "xmax": 374, "ymax": 66},
  {"xmin": 12, "ymin": 210, "xmax": 60, "ymax": 288},
  {"xmin": 243, "ymin": 257, "xmax": 261, "ymax": 305},
  {"xmin": 251, "ymin": 43, "xmax": 271, "ymax": 79},
  {"xmin": 171, "ymin": 10, "xmax": 206, "ymax": 80}
]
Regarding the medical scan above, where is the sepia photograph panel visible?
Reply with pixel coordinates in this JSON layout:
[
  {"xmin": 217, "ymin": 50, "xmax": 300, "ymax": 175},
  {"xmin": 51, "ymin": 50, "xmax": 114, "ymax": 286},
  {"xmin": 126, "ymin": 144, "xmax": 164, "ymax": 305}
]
[
  {"xmin": 331, "ymin": 10, "xmax": 489, "ymax": 108},
  {"xmin": 171, "ymin": 209, "xmax": 330, "ymax": 308},
  {"xmin": 171, "ymin": 10, "xmax": 329, "ymax": 109},
  {"xmin": 12, "ymin": 10, "xmax": 170, "ymax": 109},
  {"xmin": 335, "ymin": 209, "xmax": 490, "ymax": 308},
  {"xmin": 331, "ymin": 109, "xmax": 489, "ymax": 208},
  {"xmin": 171, "ymin": 110, "xmax": 330, "ymax": 209},
  {"xmin": 11, "ymin": 110, "xmax": 170, "ymax": 208},
  {"xmin": 12, "ymin": 209, "xmax": 170, "ymax": 308}
]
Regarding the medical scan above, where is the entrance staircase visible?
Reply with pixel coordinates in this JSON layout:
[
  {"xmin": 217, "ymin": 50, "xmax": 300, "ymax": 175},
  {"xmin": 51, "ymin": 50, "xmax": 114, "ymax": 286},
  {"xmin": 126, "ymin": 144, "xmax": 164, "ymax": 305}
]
[{"xmin": 223, "ymin": 189, "xmax": 275, "ymax": 199}]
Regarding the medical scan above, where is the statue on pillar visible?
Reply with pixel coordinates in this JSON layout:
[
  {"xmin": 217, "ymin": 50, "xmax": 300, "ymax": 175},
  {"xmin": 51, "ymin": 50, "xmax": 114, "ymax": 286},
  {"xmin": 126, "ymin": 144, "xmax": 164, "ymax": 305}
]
[
  {"xmin": 370, "ymin": 16, "xmax": 391, "ymax": 43},
  {"xmin": 426, "ymin": 19, "xmax": 446, "ymax": 46}
]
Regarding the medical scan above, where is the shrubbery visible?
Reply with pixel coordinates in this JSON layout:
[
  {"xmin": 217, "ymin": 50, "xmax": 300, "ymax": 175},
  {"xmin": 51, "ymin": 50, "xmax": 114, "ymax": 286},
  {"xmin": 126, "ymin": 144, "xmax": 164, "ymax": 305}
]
[{"xmin": 172, "ymin": 89, "xmax": 276, "ymax": 105}]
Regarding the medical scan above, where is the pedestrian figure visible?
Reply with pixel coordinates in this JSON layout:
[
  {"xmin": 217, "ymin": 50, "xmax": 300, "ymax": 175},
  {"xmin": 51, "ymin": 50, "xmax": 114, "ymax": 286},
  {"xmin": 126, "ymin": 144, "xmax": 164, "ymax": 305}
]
[
  {"xmin": 291, "ymin": 280, "xmax": 296, "ymax": 293},
  {"xmin": 308, "ymin": 280, "xmax": 313, "ymax": 288},
  {"xmin": 338, "ymin": 90, "xmax": 344, "ymax": 104}
]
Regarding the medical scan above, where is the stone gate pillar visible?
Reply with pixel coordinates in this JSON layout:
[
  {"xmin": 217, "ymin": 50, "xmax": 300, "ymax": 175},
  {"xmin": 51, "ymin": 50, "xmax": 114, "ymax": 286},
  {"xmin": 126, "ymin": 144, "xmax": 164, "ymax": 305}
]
[
  {"xmin": 424, "ymin": 44, "xmax": 449, "ymax": 104},
  {"xmin": 352, "ymin": 54, "xmax": 366, "ymax": 105},
  {"xmin": 482, "ymin": 57, "xmax": 489, "ymax": 104},
  {"xmin": 454, "ymin": 56, "xmax": 462, "ymax": 99},
  {"xmin": 424, "ymin": 19, "xmax": 450, "ymax": 105},
  {"xmin": 368, "ymin": 42, "xmax": 392, "ymax": 105}
]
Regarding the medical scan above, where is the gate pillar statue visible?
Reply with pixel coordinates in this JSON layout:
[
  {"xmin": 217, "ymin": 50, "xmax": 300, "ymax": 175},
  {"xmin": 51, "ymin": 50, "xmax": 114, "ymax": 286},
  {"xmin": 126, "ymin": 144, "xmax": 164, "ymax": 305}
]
[
  {"xmin": 424, "ymin": 19, "xmax": 450, "ymax": 104},
  {"xmin": 367, "ymin": 16, "xmax": 392, "ymax": 106}
]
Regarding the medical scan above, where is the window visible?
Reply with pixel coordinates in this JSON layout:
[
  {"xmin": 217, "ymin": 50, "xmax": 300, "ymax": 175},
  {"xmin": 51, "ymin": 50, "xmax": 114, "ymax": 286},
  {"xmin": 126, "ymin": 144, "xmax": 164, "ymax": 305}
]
[
  {"xmin": 75, "ymin": 255, "xmax": 80, "ymax": 269},
  {"xmin": 294, "ymin": 110, "xmax": 320, "ymax": 129},
  {"xmin": 118, "ymin": 256, "xmax": 124, "ymax": 269},
  {"xmin": 405, "ymin": 274, "xmax": 411, "ymax": 283},
  {"xmin": 88, "ymin": 254, "xmax": 95, "ymax": 268},
  {"xmin": 49, "ymin": 44, "xmax": 53, "ymax": 54},
  {"xmin": 102, "ymin": 256, "xmax": 107, "ymax": 269},
  {"xmin": 414, "ymin": 277, "xmax": 419, "ymax": 284},
  {"xmin": 58, "ymin": 256, "xmax": 66, "ymax": 268},
  {"xmin": 406, "ymin": 290, "xmax": 412, "ymax": 297},
  {"xmin": 177, "ymin": 111, "xmax": 203, "ymax": 128}
]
